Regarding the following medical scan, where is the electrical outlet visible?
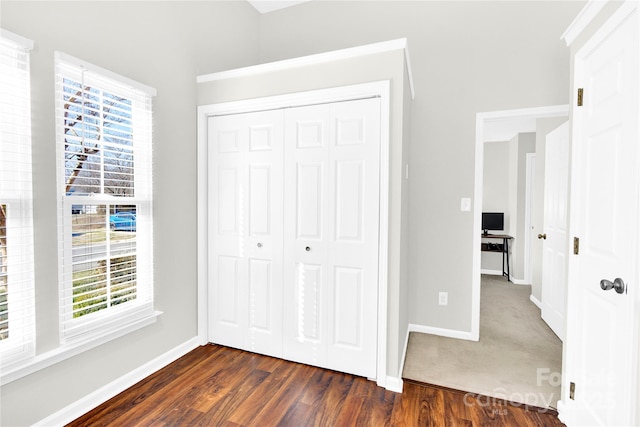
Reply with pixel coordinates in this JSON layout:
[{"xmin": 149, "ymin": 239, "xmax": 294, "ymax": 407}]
[{"xmin": 439, "ymin": 292, "xmax": 448, "ymax": 306}]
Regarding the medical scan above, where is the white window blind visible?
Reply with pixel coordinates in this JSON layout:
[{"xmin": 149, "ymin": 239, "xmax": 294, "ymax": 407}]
[
  {"xmin": 0, "ymin": 29, "xmax": 35, "ymax": 368},
  {"xmin": 55, "ymin": 52, "xmax": 155, "ymax": 343}
]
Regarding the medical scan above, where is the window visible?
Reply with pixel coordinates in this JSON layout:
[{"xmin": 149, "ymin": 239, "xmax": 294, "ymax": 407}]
[
  {"xmin": 55, "ymin": 52, "xmax": 155, "ymax": 343},
  {"xmin": 0, "ymin": 29, "xmax": 35, "ymax": 368}
]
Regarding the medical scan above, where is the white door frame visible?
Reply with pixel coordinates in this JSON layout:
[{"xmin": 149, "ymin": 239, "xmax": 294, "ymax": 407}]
[
  {"xmin": 524, "ymin": 153, "xmax": 536, "ymax": 285},
  {"xmin": 472, "ymin": 105, "xmax": 569, "ymax": 340},
  {"xmin": 196, "ymin": 81, "xmax": 392, "ymax": 388}
]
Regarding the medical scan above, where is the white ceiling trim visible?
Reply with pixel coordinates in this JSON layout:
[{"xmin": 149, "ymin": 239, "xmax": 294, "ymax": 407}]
[
  {"xmin": 197, "ymin": 38, "xmax": 415, "ymax": 99},
  {"xmin": 561, "ymin": 0, "xmax": 608, "ymax": 46},
  {"xmin": 248, "ymin": 0, "xmax": 311, "ymax": 14},
  {"xmin": 480, "ymin": 104, "xmax": 569, "ymax": 142}
]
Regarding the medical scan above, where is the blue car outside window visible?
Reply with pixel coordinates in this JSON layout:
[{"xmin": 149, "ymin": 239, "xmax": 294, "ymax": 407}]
[{"xmin": 109, "ymin": 213, "xmax": 136, "ymax": 231}]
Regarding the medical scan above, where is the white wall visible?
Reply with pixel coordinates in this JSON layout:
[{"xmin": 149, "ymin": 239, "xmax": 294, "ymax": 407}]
[
  {"xmin": 483, "ymin": 141, "xmax": 510, "ymax": 215},
  {"xmin": 0, "ymin": 2, "xmax": 259, "ymax": 425},
  {"xmin": 256, "ymin": 0, "xmax": 584, "ymax": 332}
]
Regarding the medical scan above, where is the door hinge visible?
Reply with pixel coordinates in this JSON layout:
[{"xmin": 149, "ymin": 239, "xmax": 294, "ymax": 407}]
[
  {"xmin": 577, "ymin": 88, "xmax": 584, "ymax": 106},
  {"xmin": 570, "ymin": 382, "xmax": 576, "ymax": 400},
  {"xmin": 574, "ymin": 237, "xmax": 580, "ymax": 255}
]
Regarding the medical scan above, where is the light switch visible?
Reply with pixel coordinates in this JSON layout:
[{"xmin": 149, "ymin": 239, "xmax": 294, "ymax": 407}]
[
  {"xmin": 439, "ymin": 292, "xmax": 448, "ymax": 306},
  {"xmin": 460, "ymin": 197, "xmax": 471, "ymax": 212}
]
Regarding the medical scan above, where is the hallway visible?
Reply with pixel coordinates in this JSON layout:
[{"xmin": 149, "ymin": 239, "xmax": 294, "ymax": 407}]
[{"xmin": 403, "ymin": 275, "xmax": 562, "ymax": 409}]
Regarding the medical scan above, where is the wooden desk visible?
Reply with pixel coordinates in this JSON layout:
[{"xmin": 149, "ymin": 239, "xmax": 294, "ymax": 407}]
[{"xmin": 481, "ymin": 234, "xmax": 513, "ymax": 281}]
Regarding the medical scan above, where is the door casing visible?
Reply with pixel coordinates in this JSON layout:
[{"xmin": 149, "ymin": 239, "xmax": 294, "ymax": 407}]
[{"xmin": 524, "ymin": 152, "xmax": 536, "ymax": 285}]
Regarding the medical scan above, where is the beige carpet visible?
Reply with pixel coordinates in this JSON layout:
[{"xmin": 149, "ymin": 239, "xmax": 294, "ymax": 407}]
[{"xmin": 402, "ymin": 274, "xmax": 562, "ymax": 409}]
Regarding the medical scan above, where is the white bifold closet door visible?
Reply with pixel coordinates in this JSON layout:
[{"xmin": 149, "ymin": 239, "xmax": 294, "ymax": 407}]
[
  {"xmin": 282, "ymin": 99, "xmax": 380, "ymax": 378},
  {"xmin": 208, "ymin": 109, "xmax": 284, "ymax": 359},
  {"xmin": 208, "ymin": 98, "xmax": 380, "ymax": 379}
]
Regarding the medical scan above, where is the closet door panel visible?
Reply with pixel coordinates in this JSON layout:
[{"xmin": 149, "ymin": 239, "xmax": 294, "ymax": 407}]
[
  {"xmin": 293, "ymin": 262, "xmax": 323, "ymax": 342},
  {"xmin": 208, "ymin": 114, "xmax": 247, "ymax": 349},
  {"xmin": 217, "ymin": 256, "xmax": 242, "ymax": 325},
  {"xmin": 248, "ymin": 165, "xmax": 271, "ymax": 236},
  {"xmin": 335, "ymin": 160, "xmax": 364, "ymax": 241},
  {"xmin": 296, "ymin": 162, "xmax": 323, "ymax": 240},
  {"xmin": 283, "ymin": 104, "xmax": 330, "ymax": 366},
  {"xmin": 248, "ymin": 259, "xmax": 272, "ymax": 330},
  {"xmin": 209, "ymin": 110, "xmax": 284, "ymax": 357},
  {"xmin": 326, "ymin": 98, "xmax": 380, "ymax": 378},
  {"xmin": 333, "ymin": 266, "xmax": 363, "ymax": 347},
  {"xmin": 245, "ymin": 111, "xmax": 284, "ymax": 358},
  {"xmin": 217, "ymin": 167, "xmax": 239, "ymax": 233}
]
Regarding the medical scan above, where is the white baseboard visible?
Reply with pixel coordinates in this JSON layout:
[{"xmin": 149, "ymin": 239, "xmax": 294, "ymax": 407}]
[
  {"xmin": 392, "ymin": 324, "xmax": 470, "ymax": 394},
  {"xmin": 34, "ymin": 337, "xmax": 201, "ymax": 427},
  {"xmin": 385, "ymin": 376, "xmax": 404, "ymax": 393},
  {"xmin": 408, "ymin": 323, "xmax": 476, "ymax": 341},
  {"xmin": 481, "ymin": 270, "xmax": 530, "ymax": 286},
  {"xmin": 529, "ymin": 294, "xmax": 542, "ymax": 309}
]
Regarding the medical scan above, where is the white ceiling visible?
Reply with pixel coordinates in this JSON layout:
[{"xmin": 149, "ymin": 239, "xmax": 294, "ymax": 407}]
[{"xmin": 248, "ymin": 0, "xmax": 311, "ymax": 14}]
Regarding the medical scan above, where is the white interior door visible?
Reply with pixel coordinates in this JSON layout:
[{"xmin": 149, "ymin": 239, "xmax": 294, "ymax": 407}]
[
  {"xmin": 564, "ymin": 7, "xmax": 638, "ymax": 426},
  {"xmin": 540, "ymin": 121, "xmax": 569, "ymax": 341},
  {"xmin": 208, "ymin": 110, "xmax": 284, "ymax": 358},
  {"xmin": 283, "ymin": 98, "xmax": 380, "ymax": 378}
]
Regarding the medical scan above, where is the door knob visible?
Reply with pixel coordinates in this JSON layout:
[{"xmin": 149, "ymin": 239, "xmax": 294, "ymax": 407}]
[
  {"xmin": 538, "ymin": 233, "xmax": 547, "ymax": 240},
  {"xmin": 305, "ymin": 246, "xmax": 311, "ymax": 252},
  {"xmin": 600, "ymin": 278, "xmax": 626, "ymax": 294},
  {"xmin": 257, "ymin": 242, "xmax": 262, "ymax": 248}
]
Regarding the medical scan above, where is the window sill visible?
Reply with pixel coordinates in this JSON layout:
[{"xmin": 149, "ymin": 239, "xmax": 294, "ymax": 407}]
[{"xmin": 0, "ymin": 310, "xmax": 162, "ymax": 386}]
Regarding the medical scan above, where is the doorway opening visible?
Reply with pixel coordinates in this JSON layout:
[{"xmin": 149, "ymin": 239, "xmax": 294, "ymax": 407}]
[
  {"xmin": 465, "ymin": 105, "xmax": 569, "ymax": 408},
  {"xmin": 472, "ymin": 104, "xmax": 569, "ymax": 339}
]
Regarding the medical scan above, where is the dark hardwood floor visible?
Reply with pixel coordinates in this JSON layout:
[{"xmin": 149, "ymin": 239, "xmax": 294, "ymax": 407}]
[{"xmin": 67, "ymin": 344, "xmax": 565, "ymax": 426}]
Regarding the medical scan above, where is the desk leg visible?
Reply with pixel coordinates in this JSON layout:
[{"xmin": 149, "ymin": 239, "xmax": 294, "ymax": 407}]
[
  {"xmin": 502, "ymin": 239, "xmax": 505, "ymax": 277},
  {"xmin": 504, "ymin": 238, "xmax": 510, "ymax": 282}
]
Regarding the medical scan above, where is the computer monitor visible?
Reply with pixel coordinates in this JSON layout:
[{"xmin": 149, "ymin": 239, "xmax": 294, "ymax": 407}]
[{"xmin": 482, "ymin": 212, "xmax": 504, "ymax": 236}]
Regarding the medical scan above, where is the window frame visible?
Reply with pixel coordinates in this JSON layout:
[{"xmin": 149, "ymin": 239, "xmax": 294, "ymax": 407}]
[
  {"xmin": 54, "ymin": 52, "xmax": 156, "ymax": 345},
  {"xmin": 0, "ymin": 29, "xmax": 36, "ymax": 369}
]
